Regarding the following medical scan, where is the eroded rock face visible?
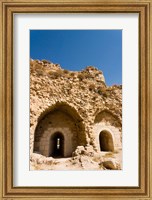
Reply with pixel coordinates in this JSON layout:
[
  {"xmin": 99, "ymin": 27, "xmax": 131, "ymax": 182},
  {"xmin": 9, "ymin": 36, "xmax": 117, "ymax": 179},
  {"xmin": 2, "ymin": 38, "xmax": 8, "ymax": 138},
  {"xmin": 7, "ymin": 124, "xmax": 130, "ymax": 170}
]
[
  {"xmin": 30, "ymin": 59, "xmax": 122, "ymax": 168},
  {"xmin": 102, "ymin": 160, "xmax": 121, "ymax": 170}
]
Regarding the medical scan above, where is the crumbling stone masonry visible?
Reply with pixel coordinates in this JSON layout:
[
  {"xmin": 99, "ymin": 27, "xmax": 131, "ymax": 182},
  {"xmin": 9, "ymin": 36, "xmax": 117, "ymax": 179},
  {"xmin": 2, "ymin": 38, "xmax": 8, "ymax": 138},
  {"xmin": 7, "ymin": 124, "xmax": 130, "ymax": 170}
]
[{"xmin": 30, "ymin": 59, "xmax": 122, "ymax": 158}]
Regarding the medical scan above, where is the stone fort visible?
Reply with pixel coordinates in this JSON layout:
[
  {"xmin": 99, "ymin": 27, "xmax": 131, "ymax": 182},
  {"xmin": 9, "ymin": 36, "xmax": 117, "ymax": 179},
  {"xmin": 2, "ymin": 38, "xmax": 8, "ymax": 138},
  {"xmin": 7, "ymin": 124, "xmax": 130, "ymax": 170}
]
[{"xmin": 30, "ymin": 59, "xmax": 122, "ymax": 160}]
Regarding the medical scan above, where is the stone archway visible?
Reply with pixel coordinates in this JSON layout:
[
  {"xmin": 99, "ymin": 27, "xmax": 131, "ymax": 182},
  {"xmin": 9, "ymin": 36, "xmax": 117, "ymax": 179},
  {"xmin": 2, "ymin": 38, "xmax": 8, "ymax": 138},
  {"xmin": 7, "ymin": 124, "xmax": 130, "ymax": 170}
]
[
  {"xmin": 93, "ymin": 110, "xmax": 122, "ymax": 151},
  {"xmin": 99, "ymin": 130, "xmax": 114, "ymax": 151},
  {"xmin": 33, "ymin": 102, "xmax": 86, "ymax": 157},
  {"xmin": 50, "ymin": 132, "xmax": 64, "ymax": 158}
]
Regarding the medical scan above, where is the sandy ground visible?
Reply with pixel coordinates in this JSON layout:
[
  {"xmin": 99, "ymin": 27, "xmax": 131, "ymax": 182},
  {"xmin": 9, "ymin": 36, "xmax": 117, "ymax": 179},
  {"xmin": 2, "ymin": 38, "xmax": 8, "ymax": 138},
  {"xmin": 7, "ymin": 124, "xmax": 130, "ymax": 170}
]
[{"xmin": 30, "ymin": 149, "xmax": 122, "ymax": 170}]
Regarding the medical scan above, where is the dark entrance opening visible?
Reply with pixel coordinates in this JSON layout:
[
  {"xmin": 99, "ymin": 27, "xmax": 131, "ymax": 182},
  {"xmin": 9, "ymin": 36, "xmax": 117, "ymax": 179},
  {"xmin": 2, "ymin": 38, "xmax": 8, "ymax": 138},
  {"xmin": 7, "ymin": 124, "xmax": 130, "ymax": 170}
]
[
  {"xmin": 99, "ymin": 130, "xmax": 114, "ymax": 151},
  {"xmin": 50, "ymin": 132, "xmax": 64, "ymax": 158}
]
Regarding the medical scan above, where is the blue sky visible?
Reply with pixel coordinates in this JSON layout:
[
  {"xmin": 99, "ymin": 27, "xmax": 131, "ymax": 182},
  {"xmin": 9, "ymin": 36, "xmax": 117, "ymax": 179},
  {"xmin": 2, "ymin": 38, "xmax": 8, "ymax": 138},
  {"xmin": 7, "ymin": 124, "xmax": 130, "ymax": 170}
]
[{"xmin": 30, "ymin": 30, "xmax": 122, "ymax": 86}]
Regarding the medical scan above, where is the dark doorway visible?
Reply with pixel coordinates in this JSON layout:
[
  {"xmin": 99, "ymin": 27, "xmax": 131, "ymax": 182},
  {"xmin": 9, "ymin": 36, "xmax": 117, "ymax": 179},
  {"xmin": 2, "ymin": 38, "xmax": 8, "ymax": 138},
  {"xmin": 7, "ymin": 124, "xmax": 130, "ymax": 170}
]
[
  {"xmin": 99, "ymin": 130, "xmax": 114, "ymax": 151},
  {"xmin": 50, "ymin": 132, "xmax": 64, "ymax": 158}
]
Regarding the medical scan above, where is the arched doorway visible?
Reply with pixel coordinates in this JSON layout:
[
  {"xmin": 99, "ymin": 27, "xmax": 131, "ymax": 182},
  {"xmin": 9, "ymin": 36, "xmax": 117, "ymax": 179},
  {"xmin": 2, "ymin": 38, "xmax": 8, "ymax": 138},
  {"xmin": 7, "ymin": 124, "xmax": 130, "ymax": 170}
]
[
  {"xmin": 33, "ymin": 102, "xmax": 86, "ymax": 157},
  {"xmin": 50, "ymin": 132, "xmax": 64, "ymax": 158},
  {"xmin": 99, "ymin": 130, "xmax": 114, "ymax": 151}
]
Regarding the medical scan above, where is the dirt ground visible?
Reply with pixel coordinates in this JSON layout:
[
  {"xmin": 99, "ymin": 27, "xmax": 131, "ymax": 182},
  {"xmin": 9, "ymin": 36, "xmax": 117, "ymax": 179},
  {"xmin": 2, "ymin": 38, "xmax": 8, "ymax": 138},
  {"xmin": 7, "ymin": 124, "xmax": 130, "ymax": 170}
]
[{"xmin": 30, "ymin": 148, "xmax": 122, "ymax": 171}]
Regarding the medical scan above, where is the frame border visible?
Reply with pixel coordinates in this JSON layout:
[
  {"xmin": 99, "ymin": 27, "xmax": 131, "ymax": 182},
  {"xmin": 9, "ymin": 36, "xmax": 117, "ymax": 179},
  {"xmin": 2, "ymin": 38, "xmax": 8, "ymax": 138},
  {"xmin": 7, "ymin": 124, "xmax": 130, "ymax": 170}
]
[{"xmin": 0, "ymin": 0, "xmax": 151, "ymax": 199}]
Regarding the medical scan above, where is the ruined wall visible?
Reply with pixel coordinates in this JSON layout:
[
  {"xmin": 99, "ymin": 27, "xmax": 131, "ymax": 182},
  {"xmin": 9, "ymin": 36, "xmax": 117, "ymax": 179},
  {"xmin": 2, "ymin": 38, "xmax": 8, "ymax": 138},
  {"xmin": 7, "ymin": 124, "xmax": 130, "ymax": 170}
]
[{"xmin": 30, "ymin": 59, "xmax": 122, "ymax": 157}]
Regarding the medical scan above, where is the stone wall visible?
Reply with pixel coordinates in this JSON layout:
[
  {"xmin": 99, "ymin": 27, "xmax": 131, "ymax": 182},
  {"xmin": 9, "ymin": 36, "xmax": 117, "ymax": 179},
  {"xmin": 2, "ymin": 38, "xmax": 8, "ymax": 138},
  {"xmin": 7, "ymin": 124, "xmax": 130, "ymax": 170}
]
[{"xmin": 30, "ymin": 59, "xmax": 122, "ymax": 157}]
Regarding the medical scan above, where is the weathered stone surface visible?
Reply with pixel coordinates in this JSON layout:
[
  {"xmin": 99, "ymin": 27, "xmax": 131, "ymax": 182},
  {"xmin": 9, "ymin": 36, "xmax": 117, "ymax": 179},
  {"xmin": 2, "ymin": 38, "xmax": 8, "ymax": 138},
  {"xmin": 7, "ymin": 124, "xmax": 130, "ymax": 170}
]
[
  {"xmin": 30, "ymin": 153, "xmax": 46, "ymax": 163},
  {"xmin": 102, "ymin": 160, "xmax": 120, "ymax": 170},
  {"xmin": 72, "ymin": 146, "xmax": 85, "ymax": 156},
  {"xmin": 30, "ymin": 59, "xmax": 122, "ymax": 170},
  {"xmin": 30, "ymin": 153, "xmax": 54, "ymax": 165}
]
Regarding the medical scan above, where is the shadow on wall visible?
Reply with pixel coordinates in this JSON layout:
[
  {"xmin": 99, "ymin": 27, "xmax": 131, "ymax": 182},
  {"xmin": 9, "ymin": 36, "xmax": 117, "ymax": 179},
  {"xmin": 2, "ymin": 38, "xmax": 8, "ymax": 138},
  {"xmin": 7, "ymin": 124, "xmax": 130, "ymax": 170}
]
[
  {"xmin": 99, "ymin": 130, "xmax": 114, "ymax": 151},
  {"xmin": 49, "ymin": 132, "xmax": 64, "ymax": 158}
]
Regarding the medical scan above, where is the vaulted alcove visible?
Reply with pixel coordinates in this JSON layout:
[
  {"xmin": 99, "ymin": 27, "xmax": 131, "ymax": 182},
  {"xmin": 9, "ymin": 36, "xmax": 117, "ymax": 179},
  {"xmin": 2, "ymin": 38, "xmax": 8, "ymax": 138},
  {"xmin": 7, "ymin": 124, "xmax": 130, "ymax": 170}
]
[
  {"xmin": 33, "ymin": 102, "xmax": 86, "ymax": 157},
  {"xmin": 93, "ymin": 110, "xmax": 122, "ymax": 152}
]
